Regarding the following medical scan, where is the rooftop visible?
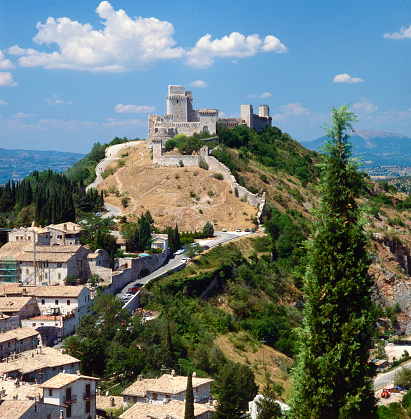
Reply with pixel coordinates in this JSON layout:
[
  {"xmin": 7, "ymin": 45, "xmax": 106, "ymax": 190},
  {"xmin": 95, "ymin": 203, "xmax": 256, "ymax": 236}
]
[
  {"xmin": 122, "ymin": 373, "xmax": 214, "ymax": 397},
  {"xmin": 41, "ymin": 372, "xmax": 99, "ymax": 389},
  {"xmin": 119, "ymin": 400, "xmax": 210, "ymax": 419},
  {"xmin": 0, "ymin": 326, "xmax": 39, "ymax": 345},
  {"xmin": 96, "ymin": 395, "xmax": 123, "ymax": 411},
  {"xmin": 0, "ymin": 297, "xmax": 35, "ymax": 313},
  {"xmin": 0, "ymin": 347, "xmax": 79, "ymax": 376},
  {"xmin": 33, "ymin": 285, "xmax": 87, "ymax": 298},
  {"xmin": 0, "ymin": 400, "xmax": 36, "ymax": 418}
]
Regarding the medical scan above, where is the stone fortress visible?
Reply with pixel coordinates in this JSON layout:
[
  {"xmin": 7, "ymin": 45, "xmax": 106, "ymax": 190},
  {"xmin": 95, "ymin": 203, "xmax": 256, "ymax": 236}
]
[{"xmin": 146, "ymin": 85, "xmax": 272, "ymax": 147}]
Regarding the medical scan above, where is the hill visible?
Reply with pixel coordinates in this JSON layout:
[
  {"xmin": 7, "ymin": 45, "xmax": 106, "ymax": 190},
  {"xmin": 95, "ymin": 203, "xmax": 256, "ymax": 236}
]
[
  {"xmin": 302, "ymin": 129, "xmax": 411, "ymax": 167},
  {"xmin": 0, "ymin": 147, "xmax": 84, "ymax": 184}
]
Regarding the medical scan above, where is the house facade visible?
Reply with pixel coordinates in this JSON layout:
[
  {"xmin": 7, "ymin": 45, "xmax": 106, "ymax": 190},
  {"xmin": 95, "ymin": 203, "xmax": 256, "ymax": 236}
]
[
  {"xmin": 0, "ymin": 326, "xmax": 40, "ymax": 360},
  {"xmin": 41, "ymin": 373, "xmax": 99, "ymax": 419}
]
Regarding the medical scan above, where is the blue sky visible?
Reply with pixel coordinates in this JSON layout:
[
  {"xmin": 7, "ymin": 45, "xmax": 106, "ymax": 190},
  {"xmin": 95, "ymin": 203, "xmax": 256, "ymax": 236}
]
[{"xmin": 0, "ymin": 0, "xmax": 410, "ymax": 153}]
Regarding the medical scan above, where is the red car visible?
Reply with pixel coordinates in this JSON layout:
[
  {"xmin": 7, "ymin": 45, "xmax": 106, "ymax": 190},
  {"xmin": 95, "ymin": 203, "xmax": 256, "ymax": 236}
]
[{"xmin": 128, "ymin": 285, "xmax": 141, "ymax": 294}]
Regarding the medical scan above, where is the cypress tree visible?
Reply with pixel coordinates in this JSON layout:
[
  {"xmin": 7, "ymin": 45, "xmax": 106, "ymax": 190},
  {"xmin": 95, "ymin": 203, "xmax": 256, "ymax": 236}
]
[
  {"xmin": 184, "ymin": 370, "xmax": 195, "ymax": 419},
  {"xmin": 292, "ymin": 105, "xmax": 376, "ymax": 418}
]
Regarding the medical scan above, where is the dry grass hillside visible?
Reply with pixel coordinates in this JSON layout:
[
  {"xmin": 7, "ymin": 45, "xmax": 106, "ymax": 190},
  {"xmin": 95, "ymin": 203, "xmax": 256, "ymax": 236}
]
[{"xmin": 98, "ymin": 141, "xmax": 259, "ymax": 231}]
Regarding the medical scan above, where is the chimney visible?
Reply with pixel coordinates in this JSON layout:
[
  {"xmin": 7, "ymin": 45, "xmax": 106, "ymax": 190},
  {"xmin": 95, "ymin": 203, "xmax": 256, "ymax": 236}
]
[
  {"xmin": 110, "ymin": 396, "xmax": 115, "ymax": 406},
  {"xmin": 171, "ymin": 369, "xmax": 176, "ymax": 376},
  {"xmin": 60, "ymin": 410, "xmax": 65, "ymax": 419},
  {"xmin": 192, "ymin": 371, "xmax": 197, "ymax": 377}
]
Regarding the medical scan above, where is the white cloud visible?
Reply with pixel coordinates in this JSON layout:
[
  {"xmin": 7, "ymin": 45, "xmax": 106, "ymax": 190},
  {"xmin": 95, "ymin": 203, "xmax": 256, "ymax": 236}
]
[
  {"xmin": 14, "ymin": 1, "xmax": 184, "ymax": 72},
  {"xmin": 12, "ymin": 112, "xmax": 35, "ymax": 119},
  {"xmin": 280, "ymin": 103, "xmax": 311, "ymax": 116},
  {"xmin": 232, "ymin": 60, "xmax": 239, "ymax": 64},
  {"xmin": 384, "ymin": 25, "xmax": 411, "ymax": 39},
  {"xmin": 115, "ymin": 104, "xmax": 155, "ymax": 114},
  {"xmin": 44, "ymin": 93, "xmax": 71, "ymax": 105},
  {"xmin": 352, "ymin": 98, "xmax": 378, "ymax": 115},
  {"xmin": 189, "ymin": 80, "xmax": 207, "ymax": 88},
  {"xmin": 0, "ymin": 51, "xmax": 14, "ymax": 70},
  {"xmin": 186, "ymin": 32, "xmax": 287, "ymax": 68},
  {"xmin": 246, "ymin": 92, "xmax": 272, "ymax": 99},
  {"xmin": 333, "ymin": 73, "xmax": 364, "ymax": 83},
  {"xmin": 0, "ymin": 99, "xmax": 8, "ymax": 106},
  {"xmin": 0, "ymin": 72, "xmax": 18, "ymax": 86}
]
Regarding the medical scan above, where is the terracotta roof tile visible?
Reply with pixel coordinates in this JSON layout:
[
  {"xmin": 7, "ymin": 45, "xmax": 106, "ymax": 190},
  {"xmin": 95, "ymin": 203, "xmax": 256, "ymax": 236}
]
[
  {"xmin": 0, "ymin": 400, "xmax": 35, "ymax": 418},
  {"xmin": 0, "ymin": 297, "xmax": 35, "ymax": 313},
  {"xmin": 41, "ymin": 372, "xmax": 99, "ymax": 389},
  {"xmin": 33, "ymin": 285, "xmax": 87, "ymax": 298},
  {"xmin": 0, "ymin": 326, "xmax": 39, "ymax": 345}
]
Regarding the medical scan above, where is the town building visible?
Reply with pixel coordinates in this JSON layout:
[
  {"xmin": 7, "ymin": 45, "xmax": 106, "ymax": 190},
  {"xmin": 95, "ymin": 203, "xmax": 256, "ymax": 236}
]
[
  {"xmin": 96, "ymin": 395, "xmax": 123, "ymax": 419},
  {"xmin": 0, "ymin": 399, "xmax": 65, "ymax": 419},
  {"xmin": 119, "ymin": 399, "xmax": 212, "ymax": 419},
  {"xmin": 147, "ymin": 85, "xmax": 218, "ymax": 148},
  {"xmin": 41, "ymin": 372, "xmax": 99, "ymax": 419},
  {"xmin": 0, "ymin": 296, "xmax": 40, "ymax": 319},
  {"xmin": 0, "ymin": 346, "xmax": 80, "ymax": 383},
  {"xmin": 0, "ymin": 241, "xmax": 110, "ymax": 285},
  {"xmin": 122, "ymin": 372, "xmax": 213, "ymax": 405},
  {"xmin": 0, "ymin": 326, "xmax": 40, "ymax": 360}
]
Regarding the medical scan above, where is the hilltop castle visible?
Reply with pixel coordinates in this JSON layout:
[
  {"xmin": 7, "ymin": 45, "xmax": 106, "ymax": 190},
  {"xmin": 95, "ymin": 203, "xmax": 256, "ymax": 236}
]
[{"xmin": 146, "ymin": 85, "xmax": 272, "ymax": 147}]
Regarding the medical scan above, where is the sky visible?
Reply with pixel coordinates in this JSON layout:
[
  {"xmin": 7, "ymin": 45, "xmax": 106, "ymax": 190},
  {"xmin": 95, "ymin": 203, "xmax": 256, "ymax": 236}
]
[{"xmin": 0, "ymin": 0, "xmax": 410, "ymax": 153}]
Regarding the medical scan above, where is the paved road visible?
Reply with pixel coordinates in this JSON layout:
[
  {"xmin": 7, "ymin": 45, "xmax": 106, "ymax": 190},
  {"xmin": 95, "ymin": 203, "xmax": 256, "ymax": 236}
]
[
  {"xmin": 118, "ymin": 231, "xmax": 254, "ymax": 298},
  {"xmin": 374, "ymin": 360, "xmax": 411, "ymax": 390},
  {"xmin": 86, "ymin": 140, "xmax": 141, "ymax": 191}
]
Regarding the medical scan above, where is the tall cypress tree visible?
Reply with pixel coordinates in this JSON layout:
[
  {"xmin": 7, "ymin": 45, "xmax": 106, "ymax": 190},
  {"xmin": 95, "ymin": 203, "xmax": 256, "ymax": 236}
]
[
  {"xmin": 184, "ymin": 370, "xmax": 195, "ymax": 419},
  {"xmin": 292, "ymin": 105, "xmax": 376, "ymax": 418}
]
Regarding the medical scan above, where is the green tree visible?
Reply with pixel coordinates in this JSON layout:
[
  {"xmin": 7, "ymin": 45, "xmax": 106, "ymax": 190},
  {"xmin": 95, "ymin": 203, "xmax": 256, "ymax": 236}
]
[
  {"xmin": 255, "ymin": 378, "xmax": 283, "ymax": 419},
  {"xmin": 203, "ymin": 221, "xmax": 214, "ymax": 238},
  {"xmin": 394, "ymin": 367, "xmax": 411, "ymax": 390},
  {"xmin": 214, "ymin": 362, "xmax": 258, "ymax": 419},
  {"xmin": 292, "ymin": 105, "xmax": 376, "ymax": 418},
  {"xmin": 184, "ymin": 371, "xmax": 195, "ymax": 419}
]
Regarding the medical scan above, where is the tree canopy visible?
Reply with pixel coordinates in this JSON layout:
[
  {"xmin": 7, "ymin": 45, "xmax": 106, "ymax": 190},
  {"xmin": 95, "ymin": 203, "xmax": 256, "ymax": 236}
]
[{"xmin": 292, "ymin": 105, "xmax": 376, "ymax": 418}]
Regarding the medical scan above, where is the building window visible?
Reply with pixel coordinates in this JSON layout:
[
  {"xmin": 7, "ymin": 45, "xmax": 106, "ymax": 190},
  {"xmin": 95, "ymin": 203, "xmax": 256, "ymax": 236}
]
[
  {"xmin": 85, "ymin": 400, "xmax": 91, "ymax": 413},
  {"xmin": 49, "ymin": 389, "xmax": 53, "ymax": 396},
  {"xmin": 55, "ymin": 300, "xmax": 58, "ymax": 305},
  {"xmin": 153, "ymin": 393, "xmax": 157, "ymax": 401},
  {"xmin": 67, "ymin": 300, "xmax": 70, "ymax": 306},
  {"xmin": 41, "ymin": 299, "xmax": 45, "ymax": 305},
  {"xmin": 45, "ymin": 273, "xmax": 48, "ymax": 279},
  {"xmin": 26, "ymin": 269, "xmax": 29, "ymax": 275},
  {"xmin": 66, "ymin": 405, "xmax": 72, "ymax": 418},
  {"xmin": 32, "ymin": 323, "xmax": 36, "ymax": 327},
  {"xmin": 57, "ymin": 263, "xmax": 62, "ymax": 268},
  {"xmin": 58, "ymin": 273, "xmax": 61, "ymax": 280}
]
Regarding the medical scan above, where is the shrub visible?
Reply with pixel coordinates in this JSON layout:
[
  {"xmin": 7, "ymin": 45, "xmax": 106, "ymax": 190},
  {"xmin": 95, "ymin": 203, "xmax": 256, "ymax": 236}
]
[
  {"xmin": 199, "ymin": 156, "xmax": 209, "ymax": 170},
  {"xmin": 198, "ymin": 209, "xmax": 203, "ymax": 214},
  {"xmin": 121, "ymin": 197, "xmax": 130, "ymax": 208},
  {"xmin": 260, "ymin": 174, "xmax": 268, "ymax": 183},
  {"xmin": 117, "ymin": 159, "xmax": 126, "ymax": 168},
  {"xmin": 174, "ymin": 173, "xmax": 180, "ymax": 179},
  {"xmin": 247, "ymin": 185, "xmax": 258, "ymax": 194},
  {"xmin": 214, "ymin": 173, "xmax": 224, "ymax": 180},
  {"xmin": 189, "ymin": 190, "xmax": 196, "ymax": 198},
  {"xmin": 234, "ymin": 187, "xmax": 239, "ymax": 197},
  {"xmin": 207, "ymin": 190, "xmax": 214, "ymax": 197},
  {"xmin": 178, "ymin": 160, "xmax": 184, "ymax": 167}
]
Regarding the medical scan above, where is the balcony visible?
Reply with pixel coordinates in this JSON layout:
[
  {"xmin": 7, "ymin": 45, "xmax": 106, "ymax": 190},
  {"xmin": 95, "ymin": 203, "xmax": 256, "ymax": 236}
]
[
  {"xmin": 63, "ymin": 395, "xmax": 77, "ymax": 405},
  {"xmin": 83, "ymin": 391, "xmax": 96, "ymax": 400}
]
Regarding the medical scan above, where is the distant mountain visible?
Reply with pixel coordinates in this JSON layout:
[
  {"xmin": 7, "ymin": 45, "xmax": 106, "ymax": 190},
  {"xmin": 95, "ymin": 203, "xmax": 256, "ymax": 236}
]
[
  {"xmin": 0, "ymin": 148, "xmax": 85, "ymax": 184},
  {"xmin": 301, "ymin": 130, "xmax": 411, "ymax": 167}
]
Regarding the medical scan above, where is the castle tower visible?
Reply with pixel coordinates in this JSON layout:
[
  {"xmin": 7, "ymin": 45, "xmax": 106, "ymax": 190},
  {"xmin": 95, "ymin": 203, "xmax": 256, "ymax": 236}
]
[
  {"xmin": 259, "ymin": 105, "xmax": 269, "ymax": 118},
  {"xmin": 166, "ymin": 85, "xmax": 188, "ymax": 122},
  {"xmin": 241, "ymin": 104, "xmax": 253, "ymax": 129}
]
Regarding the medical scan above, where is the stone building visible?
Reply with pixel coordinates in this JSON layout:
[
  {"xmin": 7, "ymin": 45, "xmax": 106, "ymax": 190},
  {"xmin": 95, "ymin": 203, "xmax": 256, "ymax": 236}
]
[
  {"xmin": 41, "ymin": 372, "xmax": 99, "ymax": 419},
  {"xmin": 146, "ymin": 85, "xmax": 218, "ymax": 148},
  {"xmin": 0, "ymin": 326, "xmax": 40, "ymax": 360},
  {"xmin": 219, "ymin": 104, "xmax": 272, "ymax": 131},
  {"xmin": 0, "ymin": 400, "xmax": 65, "ymax": 419},
  {"xmin": 122, "ymin": 371, "xmax": 213, "ymax": 405}
]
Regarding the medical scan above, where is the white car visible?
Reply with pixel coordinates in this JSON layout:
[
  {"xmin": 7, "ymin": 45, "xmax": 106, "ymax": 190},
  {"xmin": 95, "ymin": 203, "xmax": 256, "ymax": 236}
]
[
  {"xmin": 236, "ymin": 228, "xmax": 241, "ymax": 232},
  {"xmin": 121, "ymin": 293, "xmax": 133, "ymax": 302},
  {"xmin": 181, "ymin": 257, "xmax": 188, "ymax": 263},
  {"xmin": 175, "ymin": 249, "xmax": 184, "ymax": 255},
  {"xmin": 222, "ymin": 228, "xmax": 227, "ymax": 232}
]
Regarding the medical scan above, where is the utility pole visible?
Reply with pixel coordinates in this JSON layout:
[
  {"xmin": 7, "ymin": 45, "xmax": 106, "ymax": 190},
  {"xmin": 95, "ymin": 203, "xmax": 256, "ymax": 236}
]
[{"xmin": 261, "ymin": 338, "xmax": 266, "ymax": 368}]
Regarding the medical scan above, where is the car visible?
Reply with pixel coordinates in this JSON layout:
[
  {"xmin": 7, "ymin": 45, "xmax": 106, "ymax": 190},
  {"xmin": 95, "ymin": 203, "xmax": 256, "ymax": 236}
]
[
  {"xmin": 121, "ymin": 293, "xmax": 133, "ymax": 302},
  {"xmin": 181, "ymin": 257, "xmax": 188, "ymax": 263},
  {"xmin": 203, "ymin": 245, "xmax": 209, "ymax": 250},
  {"xmin": 236, "ymin": 228, "xmax": 241, "ymax": 232},
  {"xmin": 128, "ymin": 286, "xmax": 141, "ymax": 294},
  {"xmin": 245, "ymin": 228, "xmax": 249, "ymax": 232},
  {"xmin": 222, "ymin": 228, "xmax": 227, "ymax": 232},
  {"xmin": 175, "ymin": 249, "xmax": 184, "ymax": 255},
  {"xmin": 251, "ymin": 228, "xmax": 255, "ymax": 233},
  {"xmin": 95, "ymin": 212, "xmax": 102, "ymax": 216}
]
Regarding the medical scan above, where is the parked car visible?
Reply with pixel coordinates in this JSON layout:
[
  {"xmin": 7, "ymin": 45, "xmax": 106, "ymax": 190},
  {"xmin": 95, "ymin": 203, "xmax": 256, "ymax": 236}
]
[
  {"xmin": 251, "ymin": 228, "xmax": 255, "ymax": 233},
  {"xmin": 203, "ymin": 245, "xmax": 209, "ymax": 250},
  {"xmin": 128, "ymin": 285, "xmax": 141, "ymax": 294},
  {"xmin": 222, "ymin": 228, "xmax": 227, "ymax": 232},
  {"xmin": 121, "ymin": 293, "xmax": 133, "ymax": 302},
  {"xmin": 181, "ymin": 257, "xmax": 188, "ymax": 263},
  {"xmin": 245, "ymin": 228, "xmax": 249, "ymax": 232},
  {"xmin": 236, "ymin": 228, "xmax": 241, "ymax": 232},
  {"xmin": 175, "ymin": 249, "xmax": 184, "ymax": 255}
]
